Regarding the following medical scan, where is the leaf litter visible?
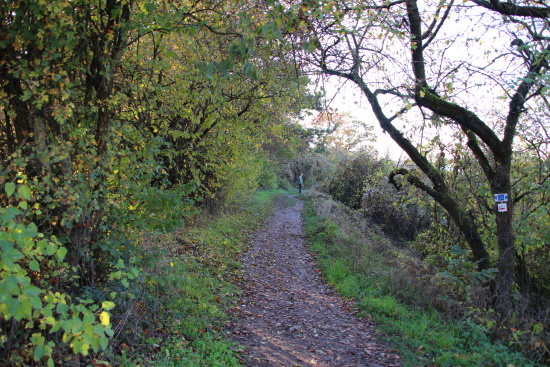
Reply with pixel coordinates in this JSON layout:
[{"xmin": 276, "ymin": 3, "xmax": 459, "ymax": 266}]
[{"xmin": 230, "ymin": 195, "xmax": 402, "ymax": 366}]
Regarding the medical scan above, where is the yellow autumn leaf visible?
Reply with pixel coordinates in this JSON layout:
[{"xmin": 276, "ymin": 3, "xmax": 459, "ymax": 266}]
[{"xmin": 99, "ymin": 311, "xmax": 110, "ymax": 326}]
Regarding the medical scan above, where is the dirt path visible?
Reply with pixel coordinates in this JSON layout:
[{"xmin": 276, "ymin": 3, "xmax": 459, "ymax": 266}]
[{"xmin": 231, "ymin": 195, "xmax": 402, "ymax": 367}]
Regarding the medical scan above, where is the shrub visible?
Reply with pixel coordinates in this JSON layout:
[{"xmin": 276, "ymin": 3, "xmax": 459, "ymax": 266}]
[
  {"xmin": 0, "ymin": 184, "xmax": 115, "ymax": 366},
  {"xmin": 320, "ymin": 153, "xmax": 431, "ymax": 241},
  {"xmin": 320, "ymin": 153, "xmax": 376, "ymax": 210}
]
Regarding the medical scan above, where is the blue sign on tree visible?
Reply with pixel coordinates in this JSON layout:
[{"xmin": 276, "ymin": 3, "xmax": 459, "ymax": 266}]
[{"xmin": 494, "ymin": 194, "xmax": 508, "ymax": 202}]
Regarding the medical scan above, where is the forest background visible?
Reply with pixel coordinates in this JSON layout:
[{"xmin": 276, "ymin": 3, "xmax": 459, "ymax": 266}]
[{"xmin": 0, "ymin": 0, "xmax": 549, "ymax": 366}]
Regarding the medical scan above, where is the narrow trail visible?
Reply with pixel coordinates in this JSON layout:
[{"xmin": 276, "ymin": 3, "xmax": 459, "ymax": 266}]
[{"xmin": 231, "ymin": 195, "xmax": 402, "ymax": 367}]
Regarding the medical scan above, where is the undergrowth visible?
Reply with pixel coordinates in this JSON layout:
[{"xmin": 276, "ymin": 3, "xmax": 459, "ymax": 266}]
[
  {"xmin": 303, "ymin": 190, "xmax": 546, "ymax": 367},
  {"xmin": 105, "ymin": 190, "xmax": 286, "ymax": 366}
]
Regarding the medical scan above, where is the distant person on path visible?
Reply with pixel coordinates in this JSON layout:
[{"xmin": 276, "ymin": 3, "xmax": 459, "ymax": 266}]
[{"xmin": 298, "ymin": 173, "xmax": 303, "ymax": 193}]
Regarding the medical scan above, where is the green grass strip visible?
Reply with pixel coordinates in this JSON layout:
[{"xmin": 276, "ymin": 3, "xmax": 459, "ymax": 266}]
[{"xmin": 302, "ymin": 195, "xmax": 536, "ymax": 367}]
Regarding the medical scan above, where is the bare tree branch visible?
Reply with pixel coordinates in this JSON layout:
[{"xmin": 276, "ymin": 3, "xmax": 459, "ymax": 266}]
[{"xmin": 471, "ymin": 0, "xmax": 550, "ymax": 18}]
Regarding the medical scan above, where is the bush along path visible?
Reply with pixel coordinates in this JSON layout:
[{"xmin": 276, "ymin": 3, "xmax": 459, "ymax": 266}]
[{"xmin": 230, "ymin": 195, "xmax": 402, "ymax": 366}]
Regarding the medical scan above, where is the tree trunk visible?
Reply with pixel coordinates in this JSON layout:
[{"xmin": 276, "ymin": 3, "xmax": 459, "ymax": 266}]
[{"xmin": 492, "ymin": 165, "xmax": 515, "ymax": 316}]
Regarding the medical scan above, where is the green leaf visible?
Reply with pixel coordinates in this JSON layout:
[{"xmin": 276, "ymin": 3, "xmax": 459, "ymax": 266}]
[
  {"xmin": 114, "ymin": 259, "xmax": 125, "ymax": 269},
  {"xmin": 94, "ymin": 324, "xmax": 106, "ymax": 337},
  {"xmin": 4, "ymin": 251, "xmax": 18, "ymax": 268},
  {"xmin": 83, "ymin": 312, "xmax": 95, "ymax": 325},
  {"xmin": 83, "ymin": 324, "xmax": 94, "ymax": 336},
  {"xmin": 100, "ymin": 335, "xmax": 109, "ymax": 350},
  {"xmin": 14, "ymin": 297, "xmax": 32, "ymax": 321},
  {"xmin": 50, "ymin": 320, "xmax": 62, "ymax": 333},
  {"xmin": 101, "ymin": 301, "xmax": 115, "ymax": 310},
  {"xmin": 71, "ymin": 339, "xmax": 90, "ymax": 356},
  {"xmin": 29, "ymin": 260, "xmax": 41, "ymax": 272},
  {"xmin": 55, "ymin": 246, "xmax": 68, "ymax": 261},
  {"xmin": 22, "ymin": 285, "xmax": 42, "ymax": 297},
  {"xmin": 1, "ymin": 206, "xmax": 22, "ymax": 222},
  {"xmin": 18, "ymin": 185, "xmax": 32, "ymax": 201},
  {"xmin": 71, "ymin": 318, "xmax": 84, "ymax": 333},
  {"xmin": 302, "ymin": 38, "xmax": 319, "ymax": 53},
  {"xmin": 105, "ymin": 327, "xmax": 114, "ymax": 337},
  {"xmin": 219, "ymin": 59, "xmax": 233, "ymax": 76},
  {"xmin": 34, "ymin": 344, "xmax": 46, "ymax": 361},
  {"xmin": 164, "ymin": 50, "xmax": 178, "ymax": 58},
  {"xmin": 45, "ymin": 242, "xmax": 58, "ymax": 256},
  {"xmin": 29, "ymin": 296, "xmax": 42, "ymax": 309},
  {"xmin": 140, "ymin": 2, "xmax": 157, "ymax": 14},
  {"xmin": 91, "ymin": 334, "xmax": 101, "ymax": 351},
  {"xmin": 1, "ymin": 296, "xmax": 19, "ymax": 319},
  {"xmin": 31, "ymin": 333, "xmax": 46, "ymax": 361},
  {"xmin": 56, "ymin": 302, "xmax": 69, "ymax": 314},
  {"xmin": 3, "ymin": 275, "xmax": 21, "ymax": 295},
  {"xmin": 450, "ymin": 245, "xmax": 468, "ymax": 256},
  {"xmin": 22, "ymin": 222, "xmax": 39, "ymax": 239},
  {"xmin": 5, "ymin": 182, "xmax": 15, "ymax": 197},
  {"xmin": 205, "ymin": 63, "xmax": 216, "ymax": 79},
  {"xmin": 36, "ymin": 239, "xmax": 49, "ymax": 254},
  {"xmin": 439, "ymin": 271, "xmax": 458, "ymax": 281}
]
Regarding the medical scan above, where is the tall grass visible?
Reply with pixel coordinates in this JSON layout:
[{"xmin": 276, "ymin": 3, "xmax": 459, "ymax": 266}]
[{"xmin": 303, "ymin": 190, "xmax": 541, "ymax": 367}]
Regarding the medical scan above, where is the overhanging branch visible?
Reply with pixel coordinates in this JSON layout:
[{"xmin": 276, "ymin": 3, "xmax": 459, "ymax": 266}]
[{"xmin": 471, "ymin": 0, "xmax": 550, "ymax": 18}]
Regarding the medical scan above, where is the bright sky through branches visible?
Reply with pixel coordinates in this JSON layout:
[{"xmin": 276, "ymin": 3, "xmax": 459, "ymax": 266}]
[{"xmin": 303, "ymin": 0, "xmax": 547, "ymax": 161}]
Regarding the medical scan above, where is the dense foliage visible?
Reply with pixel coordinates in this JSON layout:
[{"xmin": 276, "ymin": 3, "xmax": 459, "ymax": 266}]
[{"xmin": 0, "ymin": 0, "xmax": 310, "ymax": 364}]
